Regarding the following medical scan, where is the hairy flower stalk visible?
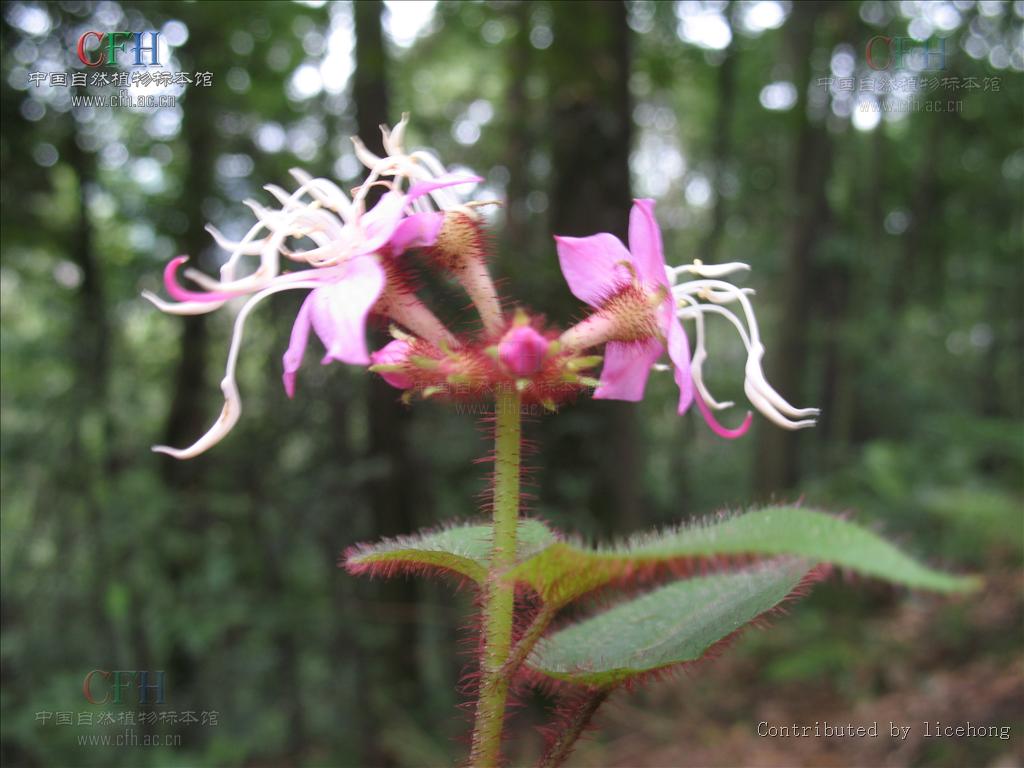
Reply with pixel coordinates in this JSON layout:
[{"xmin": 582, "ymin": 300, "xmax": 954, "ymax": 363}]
[
  {"xmin": 356, "ymin": 115, "xmax": 503, "ymax": 334},
  {"xmin": 429, "ymin": 212, "xmax": 504, "ymax": 335},
  {"xmin": 374, "ymin": 277, "xmax": 457, "ymax": 348},
  {"xmin": 470, "ymin": 386, "xmax": 522, "ymax": 768}
]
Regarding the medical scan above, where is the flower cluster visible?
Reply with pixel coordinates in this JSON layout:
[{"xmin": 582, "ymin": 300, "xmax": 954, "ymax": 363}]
[
  {"xmin": 368, "ymin": 311, "xmax": 601, "ymax": 409},
  {"xmin": 146, "ymin": 115, "xmax": 814, "ymax": 458}
]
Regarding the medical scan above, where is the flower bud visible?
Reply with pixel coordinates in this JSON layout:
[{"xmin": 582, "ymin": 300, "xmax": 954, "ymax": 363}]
[
  {"xmin": 498, "ymin": 325, "xmax": 549, "ymax": 377},
  {"xmin": 370, "ymin": 340, "xmax": 414, "ymax": 389}
]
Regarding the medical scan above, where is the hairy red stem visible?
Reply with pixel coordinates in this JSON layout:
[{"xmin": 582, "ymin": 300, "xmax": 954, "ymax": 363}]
[{"xmin": 536, "ymin": 688, "xmax": 612, "ymax": 768}]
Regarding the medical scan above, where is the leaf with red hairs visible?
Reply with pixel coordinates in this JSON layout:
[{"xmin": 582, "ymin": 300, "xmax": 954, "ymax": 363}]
[
  {"xmin": 505, "ymin": 505, "xmax": 979, "ymax": 606},
  {"xmin": 525, "ymin": 559, "xmax": 819, "ymax": 687},
  {"xmin": 344, "ymin": 518, "xmax": 557, "ymax": 585}
]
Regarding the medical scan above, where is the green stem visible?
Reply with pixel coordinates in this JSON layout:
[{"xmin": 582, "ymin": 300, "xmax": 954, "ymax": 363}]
[{"xmin": 470, "ymin": 387, "xmax": 522, "ymax": 767}]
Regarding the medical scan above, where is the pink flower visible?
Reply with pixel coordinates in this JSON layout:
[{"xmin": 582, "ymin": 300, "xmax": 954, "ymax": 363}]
[
  {"xmin": 555, "ymin": 199, "xmax": 751, "ymax": 439},
  {"xmin": 148, "ymin": 174, "xmax": 479, "ymax": 458},
  {"xmin": 498, "ymin": 325, "xmax": 550, "ymax": 377}
]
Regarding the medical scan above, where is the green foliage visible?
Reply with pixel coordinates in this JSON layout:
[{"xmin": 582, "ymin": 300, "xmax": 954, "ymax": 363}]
[
  {"xmin": 506, "ymin": 506, "xmax": 979, "ymax": 605},
  {"xmin": 527, "ymin": 559, "xmax": 815, "ymax": 686},
  {"xmin": 345, "ymin": 519, "xmax": 557, "ymax": 583},
  {"xmin": 920, "ymin": 486, "xmax": 1024, "ymax": 565}
]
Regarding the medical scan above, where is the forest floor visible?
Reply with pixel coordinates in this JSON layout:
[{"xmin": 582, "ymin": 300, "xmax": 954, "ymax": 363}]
[{"xmin": 558, "ymin": 567, "xmax": 1024, "ymax": 768}]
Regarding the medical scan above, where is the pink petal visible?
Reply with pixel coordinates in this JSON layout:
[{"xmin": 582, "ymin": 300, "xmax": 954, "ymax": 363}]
[
  {"xmin": 309, "ymin": 256, "xmax": 386, "ymax": 366},
  {"xmin": 628, "ymin": 199, "xmax": 668, "ymax": 288},
  {"xmin": 554, "ymin": 233, "xmax": 634, "ymax": 308},
  {"xmin": 163, "ymin": 256, "xmax": 240, "ymax": 303},
  {"xmin": 281, "ymin": 293, "xmax": 314, "ymax": 398},
  {"xmin": 388, "ymin": 211, "xmax": 444, "ymax": 254},
  {"xmin": 695, "ymin": 392, "xmax": 753, "ymax": 439},
  {"xmin": 593, "ymin": 338, "xmax": 663, "ymax": 402},
  {"xmin": 667, "ymin": 315, "xmax": 694, "ymax": 415}
]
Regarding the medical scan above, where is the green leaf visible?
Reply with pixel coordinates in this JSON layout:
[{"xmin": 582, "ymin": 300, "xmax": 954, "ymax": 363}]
[
  {"xmin": 528, "ymin": 559, "xmax": 815, "ymax": 686},
  {"xmin": 344, "ymin": 519, "xmax": 557, "ymax": 584},
  {"xmin": 506, "ymin": 506, "xmax": 979, "ymax": 604}
]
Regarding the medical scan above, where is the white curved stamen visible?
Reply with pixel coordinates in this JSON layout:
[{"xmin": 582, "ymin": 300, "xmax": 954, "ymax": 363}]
[
  {"xmin": 348, "ymin": 115, "xmax": 480, "ymax": 217},
  {"xmin": 167, "ymin": 115, "xmax": 462, "ymax": 313},
  {"xmin": 287, "ymin": 169, "xmax": 355, "ymax": 222},
  {"xmin": 743, "ymin": 342, "xmax": 820, "ymax": 420},
  {"xmin": 192, "ymin": 203, "xmax": 349, "ymax": 293},
  {"xmin": 184, "ymin": 266, "xmax": 268, "ymax": 293},
  {"xmin": 152, "ymin": 279, "xmax": 323, "ymax": 459},
  {"xmin": 243, "ymin": 198, "xmax": 282, "ymax": 225},
  {"xmin": 671, "ymin": 274, "xmax": 819, "ymax": 430},
  {"xmin": 206, "ymin": 217, "xmax": 272, "ymax": 288},
  {"xmin": 687, "ymin": 307, "xmax": 734, "ymax": 411},
  {"xmin": 679, "ymin": 302, "xmax": 752, "ymax": 349},
  {"xmin": 142, "ymin": 291, "xmax": 227, "ymax": 316},
  {"xmin": 205, "ymin": 224, "xmax": 266, "ymax": 257},
  {"xmin": 385, "ymin": 112, "xmax": 410, "ymax": 155},
  {"xmin": 667, "ymin": 261, "xmax": 750, "ymax": 284},
  {"xmin": 264, "ymin": 180, "xmax": 347, "ymax": 220},
  {"xmin": 673, "ymin": 279, "xmax": 765, "ymax": 345},
  {"xmin": 351, "ymin": 135, "xmax": 384, "ymax": 172},
  {"xmin": 350, "ymin": 178, "xmax": 397, "ymax": 214}
]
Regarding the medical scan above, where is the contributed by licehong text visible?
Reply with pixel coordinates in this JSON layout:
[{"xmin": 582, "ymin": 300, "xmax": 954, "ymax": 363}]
[{"xmin": 757, "ymin": 720, "xmax": 1012, "ymax": 742}]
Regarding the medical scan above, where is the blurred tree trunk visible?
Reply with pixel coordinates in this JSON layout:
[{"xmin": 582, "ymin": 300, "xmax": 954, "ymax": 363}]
[
  {"xmin": 353, "ymin": 2, "xmax": 422, "ymax": 763},
  {"xmin": 548, "ymin": 0, "xmax": 640, "ymax": 532},
  {"xmin": 548, "ymin": 0, "xmax": 631, "ymax": 277},
  {"xmin": 259, "ymin": 503, "xmax": 307, "ymax": 764},
  {"xmin": 817, "ymin": 255, "xmax": 851, "ymax": 452},
  {"xmin": 702, "ymin": 21, "xmax": 736, "ymax": 263},
  {"xmin": 160, "ymin": 53, "xmax": 215, "ymax": 488},
  {"xmin": 68, "ymin": 104, "xmax": 163, "ymax": 737},
  {"xmin": 155, "ymin": 20, "xmax": 220, "ymax": 733},
  {"xmin": 66, "ymin": 137, "xmax": 110, "ymax": 425},
  {"xmin": 754, "ymin": 1, "xmax": 833, "ymax": 496},
  {"xmin": 891, "ymin": 116, "xmax": 941, "ymax": 313},
  {"xmin": 831, "ymin": 127, "xmax": 888, "ymax": 450},
  {"xmin": 64, "ymin": 123, "xmax": 120, "ymax": 658},
  {"xmin": 502, "ymin": 0, "xmax": 533, "ymax": 260},
  {"xmin": 816, "ymin": 9, "xmax": 865, "ymax": 456}
]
